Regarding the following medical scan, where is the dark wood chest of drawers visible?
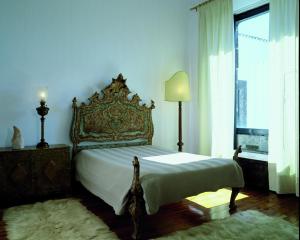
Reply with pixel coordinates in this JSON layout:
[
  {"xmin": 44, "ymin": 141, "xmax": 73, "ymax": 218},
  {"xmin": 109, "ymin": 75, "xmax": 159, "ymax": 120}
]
[
  {"xmin": 0, "ymin": 144, "xmax": 71, "ymax": 207},
  {"xmin": 237, "ymin": 157, "xmax": 269, "ymax": 191}
]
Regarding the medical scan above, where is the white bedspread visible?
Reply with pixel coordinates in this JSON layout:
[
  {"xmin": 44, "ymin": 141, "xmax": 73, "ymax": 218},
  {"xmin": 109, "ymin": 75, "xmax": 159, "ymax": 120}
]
[{"xmin": 75, "ymin": 145, "xmax": 244, "ymax": 215}]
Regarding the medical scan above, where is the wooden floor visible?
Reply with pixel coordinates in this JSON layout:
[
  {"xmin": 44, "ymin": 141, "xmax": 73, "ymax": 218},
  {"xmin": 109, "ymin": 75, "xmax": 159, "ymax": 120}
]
[{"xmin": 0, "ymin": 186, "xmax": 299, "ymax": 240}]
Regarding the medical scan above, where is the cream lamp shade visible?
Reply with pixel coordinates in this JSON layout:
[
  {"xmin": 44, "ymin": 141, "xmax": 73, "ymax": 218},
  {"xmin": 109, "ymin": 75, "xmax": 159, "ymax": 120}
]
[{"xmin": 165, "ymin": 71, "xmax": 191, "ymax": 102}]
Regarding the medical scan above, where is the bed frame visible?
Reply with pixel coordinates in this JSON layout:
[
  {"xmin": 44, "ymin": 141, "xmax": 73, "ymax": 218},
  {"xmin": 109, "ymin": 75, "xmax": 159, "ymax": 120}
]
[{"xmin": 71, "ymin": 73, "xmax": 242, "ymax": 239}]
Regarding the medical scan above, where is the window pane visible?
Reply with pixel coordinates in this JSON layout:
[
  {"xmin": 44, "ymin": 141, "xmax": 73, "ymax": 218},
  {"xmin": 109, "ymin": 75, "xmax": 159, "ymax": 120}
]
[{"xmin": 236, "ymin": 12, "xmax": 269, "ymax": 129}]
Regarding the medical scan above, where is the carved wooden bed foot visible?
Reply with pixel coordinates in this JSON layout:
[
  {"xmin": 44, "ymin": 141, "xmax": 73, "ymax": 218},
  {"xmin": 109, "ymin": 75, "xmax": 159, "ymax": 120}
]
[
  {"xmin": 229, "ymin": 187, "xmax": 240, "ymax": 211},
  {"xmin": 229, "ymin": 146, "xmax": 243, "ymax": 211},
  {"xmin": 129, "ymin": 156, "xmax": 145, "ymax": 240}
]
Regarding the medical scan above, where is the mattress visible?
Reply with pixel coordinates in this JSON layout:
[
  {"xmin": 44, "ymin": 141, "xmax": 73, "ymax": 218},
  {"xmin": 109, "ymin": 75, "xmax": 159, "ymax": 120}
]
[{"xmin": 75, "ymin": 145, "xmax": 244, "ymax": 215}]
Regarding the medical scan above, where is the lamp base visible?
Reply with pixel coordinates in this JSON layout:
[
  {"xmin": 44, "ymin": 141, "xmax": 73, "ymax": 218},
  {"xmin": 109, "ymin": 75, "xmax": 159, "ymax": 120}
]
[
  {"xmin": 177, "ymin": 142, "xmax": 183, "ymax": 152},
  {"xmin": 36, "ymin": 141, "xmax": 49, "ymax": 149},
  {"xmin": 177, "ymin": 101, "xmax": 183, "ymax": 152}
]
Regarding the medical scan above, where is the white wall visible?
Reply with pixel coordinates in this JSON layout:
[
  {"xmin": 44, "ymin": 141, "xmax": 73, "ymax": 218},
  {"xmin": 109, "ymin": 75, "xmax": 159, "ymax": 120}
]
[
  {"xmin": 233, "ymin": 0, "xmax": 268, "ymax": 13},
  {"xmin": 190, "ymin": 0, "xmax": 269, "ymax": 13},
  {"xmin": 0, "ymin": 0, "xmax": 190, "ymax": 149}
]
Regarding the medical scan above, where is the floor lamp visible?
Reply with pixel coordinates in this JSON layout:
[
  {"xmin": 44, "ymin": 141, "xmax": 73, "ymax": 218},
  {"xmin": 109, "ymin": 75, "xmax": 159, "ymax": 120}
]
[{"xmin": 165, "ymin": 71, "xmax": 191, "ymax": 152}]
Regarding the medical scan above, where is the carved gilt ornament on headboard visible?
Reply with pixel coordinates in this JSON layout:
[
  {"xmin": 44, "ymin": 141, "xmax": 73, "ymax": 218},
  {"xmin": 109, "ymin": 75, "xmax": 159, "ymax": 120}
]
[{"xmin": 71, "ymin": 74, "xmax": 155, "ymax": 151}]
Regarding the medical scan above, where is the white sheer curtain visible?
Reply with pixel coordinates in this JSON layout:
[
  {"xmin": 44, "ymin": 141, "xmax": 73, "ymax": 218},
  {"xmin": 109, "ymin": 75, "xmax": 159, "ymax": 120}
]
[
  {"xmin": 198, "ymin": 0, "xmax": 235, "ymax": 158},
  {"xmin": 268, "ymin": 0, "xmax": 299, "ymax": 196}
]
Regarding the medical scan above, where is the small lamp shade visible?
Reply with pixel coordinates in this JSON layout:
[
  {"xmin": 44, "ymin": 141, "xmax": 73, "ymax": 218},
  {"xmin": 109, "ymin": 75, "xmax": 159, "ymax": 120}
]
[
  {"xmin": 38, "ymin": 88, "xmax": 48, "ymax": 102},
  {"xmin": 165, "ymin": 71, "xmax": 191, "ymax": 102}
]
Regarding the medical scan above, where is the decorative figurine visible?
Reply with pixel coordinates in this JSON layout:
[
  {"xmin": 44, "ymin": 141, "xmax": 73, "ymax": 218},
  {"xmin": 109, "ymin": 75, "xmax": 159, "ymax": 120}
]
[{"xmin": 11, "ymin": 126, "xmax": 24, "ymax": 149}]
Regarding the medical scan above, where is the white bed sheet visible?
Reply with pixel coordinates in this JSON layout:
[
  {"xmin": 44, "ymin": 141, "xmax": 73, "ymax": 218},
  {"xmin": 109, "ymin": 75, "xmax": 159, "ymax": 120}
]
[{"xmin": 75, "ymin": 145, "xmax": 244, "ymax": 215}]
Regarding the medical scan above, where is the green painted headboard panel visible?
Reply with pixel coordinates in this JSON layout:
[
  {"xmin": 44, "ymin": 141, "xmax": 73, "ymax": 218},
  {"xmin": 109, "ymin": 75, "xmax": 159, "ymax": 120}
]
[{"xmin": 70, "ymin": 74, "xmax": 155, "ymax": 152}]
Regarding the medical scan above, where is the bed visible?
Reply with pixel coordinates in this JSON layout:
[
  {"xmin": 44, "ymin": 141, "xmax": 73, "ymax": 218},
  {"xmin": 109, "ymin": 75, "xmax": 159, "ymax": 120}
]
[{"xmin": 71, "ymin": 74, "xmax": 244, "ymax": 239}]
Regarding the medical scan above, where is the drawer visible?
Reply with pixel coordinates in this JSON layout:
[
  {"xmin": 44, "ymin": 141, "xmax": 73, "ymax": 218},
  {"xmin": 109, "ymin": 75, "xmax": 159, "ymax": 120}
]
[
  {"xmin": 0, "ymin": 151, "xmax": 34, "ymax": 204},
  {"xmin": 33, "ymin": 148, "xmax": 71, "ymax": 195}
]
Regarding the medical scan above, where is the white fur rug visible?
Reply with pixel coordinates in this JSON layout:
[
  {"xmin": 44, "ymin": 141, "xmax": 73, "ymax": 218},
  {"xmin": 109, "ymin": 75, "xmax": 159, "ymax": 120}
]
[
  {"xmin": 156, "ymin": 210, "xmax": 299, "ymax": 240},
  {"xmin": 3, "ymin": 199, "xmax": 299, "ymax": 240},
  {"xmin": 3, "ymin": 199, "xmax": 118, "ymax": 240}
]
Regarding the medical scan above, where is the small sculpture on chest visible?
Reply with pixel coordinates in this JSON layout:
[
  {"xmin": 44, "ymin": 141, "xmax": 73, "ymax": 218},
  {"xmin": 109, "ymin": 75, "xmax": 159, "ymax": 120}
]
[{"xmin": 11, "ymin": 126, "xmax": 24, "ymax": 149}]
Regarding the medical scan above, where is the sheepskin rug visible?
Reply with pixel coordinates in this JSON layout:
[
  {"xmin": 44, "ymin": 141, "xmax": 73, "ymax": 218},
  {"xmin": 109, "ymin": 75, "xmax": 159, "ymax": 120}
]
[
  {"xmin": 156, "ymin": 210, "xmax": 299, "ymax": 240},
  {"xmin": 3, "ymin": 199, "xmax": 299, "ymax": 240},
  {"xmin": 3, "ymin": 198, "xmax": 118, "ymax": 240}
]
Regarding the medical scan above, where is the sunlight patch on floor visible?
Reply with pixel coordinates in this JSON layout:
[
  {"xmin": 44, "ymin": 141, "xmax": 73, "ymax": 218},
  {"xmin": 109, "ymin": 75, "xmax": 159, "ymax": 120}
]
[{"xmin": 186, "ymin": 189, "xmax": 248, "ymax": 208}]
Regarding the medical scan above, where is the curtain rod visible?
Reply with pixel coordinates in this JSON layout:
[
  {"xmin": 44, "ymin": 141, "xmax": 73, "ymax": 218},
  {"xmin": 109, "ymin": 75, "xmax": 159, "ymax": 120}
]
[{"xmin": 190, "ymin": 0, "xmax": 214, "ymax": 11}]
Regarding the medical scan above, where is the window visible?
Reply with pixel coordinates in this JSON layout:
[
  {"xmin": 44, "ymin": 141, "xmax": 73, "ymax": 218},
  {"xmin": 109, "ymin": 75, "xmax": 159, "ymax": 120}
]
[{"xmin": 234, "ymin": 4, "xmax": 269, "ymax": 154}]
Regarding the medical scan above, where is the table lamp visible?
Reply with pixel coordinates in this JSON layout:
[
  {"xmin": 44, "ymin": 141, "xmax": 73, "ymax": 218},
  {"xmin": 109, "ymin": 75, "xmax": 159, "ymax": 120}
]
[
  {"xmin": 36, "ymin": 89, "xmax": 49, "ymax": 148},
  {"xmin": 165, "ymin": 71, "xmax": 191, "ymax": 152}
]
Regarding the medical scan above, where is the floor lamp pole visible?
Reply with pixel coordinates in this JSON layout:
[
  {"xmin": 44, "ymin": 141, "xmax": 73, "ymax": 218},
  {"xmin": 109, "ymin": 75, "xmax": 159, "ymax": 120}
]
[{"xmin": 177, "ymin": 101, "xmax": 183, "ymax": 152}]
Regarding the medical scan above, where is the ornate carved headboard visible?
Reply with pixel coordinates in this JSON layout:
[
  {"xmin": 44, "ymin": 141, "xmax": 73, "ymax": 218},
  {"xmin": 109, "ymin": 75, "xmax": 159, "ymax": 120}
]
[{"xmin": 70, "ymin": 74, "xmax": 155, "ymax": 153}]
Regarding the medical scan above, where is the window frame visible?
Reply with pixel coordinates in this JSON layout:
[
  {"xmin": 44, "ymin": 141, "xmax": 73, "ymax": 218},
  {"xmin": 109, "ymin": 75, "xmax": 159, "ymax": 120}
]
[{"xmin": 233, "ymin": 4, "xmax": 270, "ymax": 151}]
